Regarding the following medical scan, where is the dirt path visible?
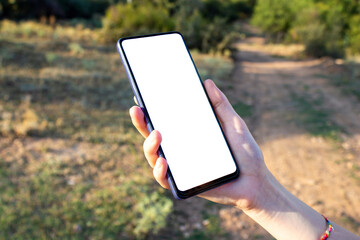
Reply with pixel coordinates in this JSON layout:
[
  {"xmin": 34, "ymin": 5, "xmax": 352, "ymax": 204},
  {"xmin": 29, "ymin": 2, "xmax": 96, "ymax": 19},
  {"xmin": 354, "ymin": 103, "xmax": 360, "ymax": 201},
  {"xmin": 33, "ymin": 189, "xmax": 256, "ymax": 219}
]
[{"xmin": 217, "ymin": 37, "xmax": 360, "ymax": 239}]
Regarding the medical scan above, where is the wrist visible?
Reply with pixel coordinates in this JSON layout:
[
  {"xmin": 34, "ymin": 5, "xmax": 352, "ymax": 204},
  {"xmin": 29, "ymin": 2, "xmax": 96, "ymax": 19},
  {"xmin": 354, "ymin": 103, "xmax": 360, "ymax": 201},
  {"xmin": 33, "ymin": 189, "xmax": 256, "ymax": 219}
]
[
  {"xmin": 237, "ymin": 168, "xmax": 283, "ymax": 213},
  {"xmin": 240, "ymin": 170, "xmax": 326, "ymax": 240}
]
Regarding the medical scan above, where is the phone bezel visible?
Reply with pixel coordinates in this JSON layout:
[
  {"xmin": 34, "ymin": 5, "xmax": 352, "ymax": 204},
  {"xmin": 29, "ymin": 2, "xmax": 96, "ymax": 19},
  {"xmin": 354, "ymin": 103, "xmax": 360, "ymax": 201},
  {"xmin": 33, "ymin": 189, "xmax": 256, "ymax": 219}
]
[{"xmin": 117, "ymin": 32, "xmax": 239, "ymax": 199}]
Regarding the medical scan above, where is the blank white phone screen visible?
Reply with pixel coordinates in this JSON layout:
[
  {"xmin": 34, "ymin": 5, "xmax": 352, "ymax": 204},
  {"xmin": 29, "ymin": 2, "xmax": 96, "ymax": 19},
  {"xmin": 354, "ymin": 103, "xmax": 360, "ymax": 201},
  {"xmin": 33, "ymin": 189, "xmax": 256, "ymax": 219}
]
[{"xmin": 122, "ymin": 33, "xmax": 237, "ymax": 191}]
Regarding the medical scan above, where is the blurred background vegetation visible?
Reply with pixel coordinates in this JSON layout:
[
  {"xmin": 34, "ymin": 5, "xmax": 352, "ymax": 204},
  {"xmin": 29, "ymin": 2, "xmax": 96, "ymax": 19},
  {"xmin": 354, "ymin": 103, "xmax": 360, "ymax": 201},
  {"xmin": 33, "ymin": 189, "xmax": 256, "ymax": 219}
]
[
  {"xmin": 252, "ymin": 0, "xmax": 360, "ymax": 58},
  {"xmin": 1, "ymin": 0, "xmax": 360, "ymax": 57},
  {"xmin": 0, "ymin": 0, "xmax": 359, "ymax": 239}
]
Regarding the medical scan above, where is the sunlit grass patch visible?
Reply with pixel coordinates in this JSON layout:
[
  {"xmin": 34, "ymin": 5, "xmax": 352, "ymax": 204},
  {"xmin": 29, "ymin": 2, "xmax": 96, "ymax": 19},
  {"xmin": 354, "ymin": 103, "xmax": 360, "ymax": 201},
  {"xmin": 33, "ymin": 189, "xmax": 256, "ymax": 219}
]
[
  {"xmin": 0, "ymin": 20, "xmax": 99, "ymax": 44},
  {"xmin": 314, "ymin": 63, "xmax": 360, "ymax": 101},
  {"xmin": 289, "ymin": 93, "xmax": 344, "ymax": 141},
  {"xmin": 235, "ymin": 40, "xmax": 305, "ymax": 59},
  {"xmin": 232, "ymin": 102, "xmax": 253, "ymax": 118}
]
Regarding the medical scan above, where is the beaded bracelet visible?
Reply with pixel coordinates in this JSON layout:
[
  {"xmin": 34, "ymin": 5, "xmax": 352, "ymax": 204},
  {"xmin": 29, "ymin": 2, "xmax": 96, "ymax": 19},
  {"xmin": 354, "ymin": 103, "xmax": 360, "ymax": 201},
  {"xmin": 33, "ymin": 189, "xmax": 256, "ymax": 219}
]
[{"xmin": 320, "ymin": 216, "xmax": 334, "ymax": 240}]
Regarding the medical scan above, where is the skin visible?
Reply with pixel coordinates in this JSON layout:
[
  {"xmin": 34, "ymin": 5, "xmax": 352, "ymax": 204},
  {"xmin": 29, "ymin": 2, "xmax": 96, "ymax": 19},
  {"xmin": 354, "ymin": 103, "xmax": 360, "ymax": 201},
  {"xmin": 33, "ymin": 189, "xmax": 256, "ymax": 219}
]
[{"xmin": 129, "ymin": 79, "xmax": 360, "ymax": 240}]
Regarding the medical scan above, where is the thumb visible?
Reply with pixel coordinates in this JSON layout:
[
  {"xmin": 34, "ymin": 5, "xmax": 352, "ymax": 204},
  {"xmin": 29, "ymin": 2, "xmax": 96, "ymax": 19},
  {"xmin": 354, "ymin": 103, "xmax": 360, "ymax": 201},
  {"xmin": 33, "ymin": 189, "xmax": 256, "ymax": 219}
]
[{"xmin": 204, "ymin": 79, "xmax": 237, "ymax": 125}]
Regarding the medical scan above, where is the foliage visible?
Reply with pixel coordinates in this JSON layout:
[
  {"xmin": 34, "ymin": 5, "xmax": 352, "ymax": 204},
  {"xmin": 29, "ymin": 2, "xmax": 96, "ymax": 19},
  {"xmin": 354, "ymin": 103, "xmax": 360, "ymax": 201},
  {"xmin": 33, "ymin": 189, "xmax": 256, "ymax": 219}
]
[
  {"xmin": 102, "ymin": 1, "xmax": 174, "ymax": 41},
  {"xmin": 102, "ymin": 0, "xmax": 249, "ymax": 54},
  {"xmin": 174, "ymin": 0, "xmax": 250, "ymax": 54},
  {"xmin": 252, "ymin": 0, "xmax": 360, "ymax": 57},
  {"xmin": 171, "ymin": 0, "xmax": 204, "ymax": 50},
  {"xmin": 1, "ymin": 0, "xmax": 256, "ymax": 53},
  {"xmin": 347, "ymin": 15, "xmax": 360, "ymax": 54},
  {"xmin": 251, "ymin": 0, "xmax": 295, "ymax": 41},
  {"xmin": 200, "ymin": 0, "xmax": 255, "ymax": 22},
  {"xmin": 0, "ymin": 0, "xmax": 118, "ymax": 19},
  {"xmin": 291, "ymin": 2, "xmax": 346, "ymax": 58},
  {"xmin": 173, "ymin": 5, "xmax": 236, "ymax": 53}
]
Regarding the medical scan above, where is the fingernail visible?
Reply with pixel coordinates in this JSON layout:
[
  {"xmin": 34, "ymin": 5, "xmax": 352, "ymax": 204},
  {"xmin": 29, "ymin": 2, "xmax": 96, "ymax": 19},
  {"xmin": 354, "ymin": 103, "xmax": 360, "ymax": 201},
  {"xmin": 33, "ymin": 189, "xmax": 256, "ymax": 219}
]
[{"xmin": 129, "ymin": 106, "xmax": 136, "ymax": 115}]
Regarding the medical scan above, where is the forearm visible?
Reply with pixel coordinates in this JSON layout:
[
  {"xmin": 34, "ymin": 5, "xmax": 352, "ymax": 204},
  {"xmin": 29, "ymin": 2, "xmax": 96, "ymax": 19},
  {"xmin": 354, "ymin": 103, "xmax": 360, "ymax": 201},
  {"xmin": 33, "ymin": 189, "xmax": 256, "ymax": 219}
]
[{"xmin": 242, "ymin": 170, "xmax": 360, "ymax": 240}]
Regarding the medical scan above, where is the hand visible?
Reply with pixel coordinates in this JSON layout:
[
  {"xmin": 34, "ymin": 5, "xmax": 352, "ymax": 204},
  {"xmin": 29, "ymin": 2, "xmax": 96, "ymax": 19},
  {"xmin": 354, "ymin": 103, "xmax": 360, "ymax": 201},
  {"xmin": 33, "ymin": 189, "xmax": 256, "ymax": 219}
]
[
  {"xmin": 130, "ymin": 79, "xmax": 360, "ymax": 239},
  {"xmin": 129, "ymin": 79, "xmax": 268, "ymax": 210}
]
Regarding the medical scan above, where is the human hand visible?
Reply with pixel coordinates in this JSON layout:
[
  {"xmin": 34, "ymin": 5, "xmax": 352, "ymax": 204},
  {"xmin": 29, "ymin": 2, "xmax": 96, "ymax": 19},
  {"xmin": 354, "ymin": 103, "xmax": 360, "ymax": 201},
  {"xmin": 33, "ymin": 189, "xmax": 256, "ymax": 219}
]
[
  {"xmin": 129, "ymin": 79, "xmax": 269, "ymax": 210},
  {"xmin": 130, "ymin": 79, "xmax": 360, "ymax": 239}
]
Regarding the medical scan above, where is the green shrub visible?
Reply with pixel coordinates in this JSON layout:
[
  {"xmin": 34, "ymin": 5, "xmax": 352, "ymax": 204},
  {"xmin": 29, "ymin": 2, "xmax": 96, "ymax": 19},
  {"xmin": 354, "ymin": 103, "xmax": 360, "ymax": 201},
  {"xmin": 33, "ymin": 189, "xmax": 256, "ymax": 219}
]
[
  {"xmin": 174, "ymin": 5, "xmax": 236, "ymax": 53},
  {"xmin": 347, "ymin": 15, "xmax": 360, "ymax": 54},
  {"xmin": 252, "ymin": 0, "xmax": 360, "ymax": 57},
  {"xmin": 172, "ymin": 0, "xmax": 204, "ymax": 50},
  {"xmin": 102, "ymin": 0, "xmax": 243, "ymax": 54},
  {"xmin": 290, "ymin": 5, "xmax": 331, "ymax": 57},
  {"xmin": 201, "ymin": 17, "xmax": 231, "ymax": 53},
  {"xmin": 0, "ymin": 0, "xmax": 115, "ymax": 19},
  {"xmin": 251, "ymin": 0, "xmax": 294, "ymax": 41},
  {"xmin": 174, "ymin": 0, "xmax": 241, "ymax": 54},
  {"xmin": 102, "ymin": 1, "xmax": 174, "ymax": 40},
  {"xmin": 174, "ymin": 1, "xmax": 239, "ymax": 54},
  {"xmin": 201, "ymin": 0, "xmax": 255, "ymax": 22}
]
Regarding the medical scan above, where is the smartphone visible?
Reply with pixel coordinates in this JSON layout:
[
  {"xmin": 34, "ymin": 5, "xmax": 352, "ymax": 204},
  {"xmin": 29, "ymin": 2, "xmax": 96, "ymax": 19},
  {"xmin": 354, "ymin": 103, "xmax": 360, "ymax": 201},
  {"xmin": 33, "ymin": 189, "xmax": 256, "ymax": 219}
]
[{"xmin": 117, "ymin": 32, "xmax": 239, "ymax": 199}]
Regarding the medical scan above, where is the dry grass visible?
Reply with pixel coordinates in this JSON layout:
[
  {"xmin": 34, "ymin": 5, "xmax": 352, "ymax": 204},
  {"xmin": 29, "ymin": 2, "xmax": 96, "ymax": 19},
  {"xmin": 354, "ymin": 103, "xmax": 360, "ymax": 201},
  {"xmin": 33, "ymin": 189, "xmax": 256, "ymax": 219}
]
[
  {"xmin": 0, "ymin": 20, "xmax": 235, "ymax": 239},
  {"xmin": 235, "ymin": 37, "xmax": 305, "ymax": 59}
]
